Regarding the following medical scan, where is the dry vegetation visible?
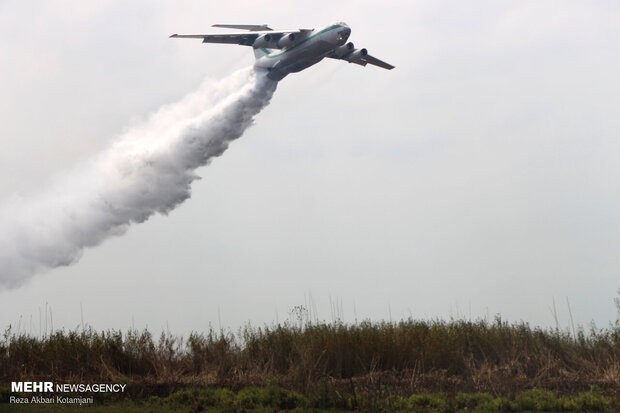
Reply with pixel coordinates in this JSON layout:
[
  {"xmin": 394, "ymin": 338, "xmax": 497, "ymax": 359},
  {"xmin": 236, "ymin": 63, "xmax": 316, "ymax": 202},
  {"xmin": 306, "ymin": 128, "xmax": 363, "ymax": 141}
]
[{"xmin": 2, "ymin": 314, "xmax": 620, "ymax": 405}]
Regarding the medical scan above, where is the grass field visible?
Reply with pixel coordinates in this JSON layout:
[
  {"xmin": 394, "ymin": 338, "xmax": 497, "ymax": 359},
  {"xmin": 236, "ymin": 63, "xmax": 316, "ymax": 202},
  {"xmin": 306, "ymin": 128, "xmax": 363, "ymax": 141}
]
[{"xmin": 2, "ymin": 310, "xmax": 620, "ymax": 411}]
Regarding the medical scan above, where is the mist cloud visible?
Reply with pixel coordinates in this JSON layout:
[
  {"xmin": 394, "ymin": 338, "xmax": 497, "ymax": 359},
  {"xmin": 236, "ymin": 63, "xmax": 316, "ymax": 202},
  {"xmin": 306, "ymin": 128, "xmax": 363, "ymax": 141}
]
[{"xmin": 0, "ymin": 67, "xmax": 277, "ymax": 288}]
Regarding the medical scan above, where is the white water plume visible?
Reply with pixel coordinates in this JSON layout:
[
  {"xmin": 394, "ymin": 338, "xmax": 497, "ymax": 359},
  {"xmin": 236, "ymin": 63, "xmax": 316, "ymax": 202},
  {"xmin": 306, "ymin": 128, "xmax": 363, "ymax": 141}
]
[{"xmin": 0, "ymin": 67, "xmax": 277, "ymax": 288}]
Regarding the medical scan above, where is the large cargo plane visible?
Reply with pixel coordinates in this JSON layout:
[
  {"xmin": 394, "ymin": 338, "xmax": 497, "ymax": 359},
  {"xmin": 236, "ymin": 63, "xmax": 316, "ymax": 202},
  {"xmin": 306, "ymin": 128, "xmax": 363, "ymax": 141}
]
[{"xmin": 170, "ymin": 22, "xmax": 394, "ymax": 81}]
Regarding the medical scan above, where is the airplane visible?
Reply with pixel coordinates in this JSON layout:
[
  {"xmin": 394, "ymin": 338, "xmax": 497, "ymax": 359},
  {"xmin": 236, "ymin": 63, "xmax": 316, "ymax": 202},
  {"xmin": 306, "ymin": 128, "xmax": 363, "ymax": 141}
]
[{"xmin": 169, "ymin": 22, "xmax": 394, "ymax": 81}]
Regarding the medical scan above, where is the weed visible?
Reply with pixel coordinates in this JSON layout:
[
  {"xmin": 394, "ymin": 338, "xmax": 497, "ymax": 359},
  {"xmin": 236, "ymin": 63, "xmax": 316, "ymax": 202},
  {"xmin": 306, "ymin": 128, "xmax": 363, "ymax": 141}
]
[{"xmin": 2, "ymin": 319, "xmax": 620, "ymax": 401}]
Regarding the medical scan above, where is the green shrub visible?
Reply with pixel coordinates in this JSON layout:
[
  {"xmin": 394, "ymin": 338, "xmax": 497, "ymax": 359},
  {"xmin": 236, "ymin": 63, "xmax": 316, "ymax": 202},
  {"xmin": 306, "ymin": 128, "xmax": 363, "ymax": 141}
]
[
  {"xmin": 485, "ymin": 396, "xmax": 516, "ymax": 412},
  {"xmin": 408, "ymin": 392, "xmax": 449, "ymax": 411},
  {"xmin": 168, "ymin": 388, "xmax": 198, "ymax": 406},
  {"xmin": 236, "ymin": 386, "xmax": 268, "ymax": 409},
  {"xmin": 570, "ymin": 390, "xmax": 613, "ymax": 412},
  {"xmin": 269, "ymin": 386, "xmax": 308, "ymax": 409},
  {"xmin": 514, "ymin": 389, "xmax": 559, "ymax": 411},
  {"xmin": 384, "ymin": 394, "xmax": 409, "ymax": 410},
  {"xmin": 455, "ymin": 392, "xmax": 494, "ymax": 410}
]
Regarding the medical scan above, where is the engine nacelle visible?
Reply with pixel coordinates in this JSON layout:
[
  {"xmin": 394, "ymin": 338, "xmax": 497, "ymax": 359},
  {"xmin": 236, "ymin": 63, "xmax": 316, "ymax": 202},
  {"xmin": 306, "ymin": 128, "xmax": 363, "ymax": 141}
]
[
  {"xmin": 253, "ymin": 33, "xmax": 274, "ymax": 49},
  {"xmin": 348, "ymin": 48, "xmax": 368, "ymax": 63},
  {"xmin": 277, "ymin": 33, "xmax": 297, "ymax": 48},
  {"xmin": 333, "ymin": 42, "xmax": 354, "ymax": 58}
]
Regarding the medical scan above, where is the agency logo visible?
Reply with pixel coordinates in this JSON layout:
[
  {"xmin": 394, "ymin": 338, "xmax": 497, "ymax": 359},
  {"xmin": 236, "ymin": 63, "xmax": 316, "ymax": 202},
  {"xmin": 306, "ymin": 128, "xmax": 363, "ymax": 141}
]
[
  {"xmin": 11, "ymin": 381, "xmax": 126, "ymax": 393},
  {"xmin": 9, "ymin": 381, "xmax": 126, "ymax": 405},
  {"xmin": 11, "ymin": 382, "xmax": 53, "ymax": 392}
]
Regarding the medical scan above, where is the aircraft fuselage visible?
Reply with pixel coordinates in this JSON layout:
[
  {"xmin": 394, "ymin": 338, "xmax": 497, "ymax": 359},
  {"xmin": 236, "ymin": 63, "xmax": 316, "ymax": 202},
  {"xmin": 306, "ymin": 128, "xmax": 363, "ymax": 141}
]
[{"xmin": 254, "ymin": 23, "xmax": 351, "ymax": 81}]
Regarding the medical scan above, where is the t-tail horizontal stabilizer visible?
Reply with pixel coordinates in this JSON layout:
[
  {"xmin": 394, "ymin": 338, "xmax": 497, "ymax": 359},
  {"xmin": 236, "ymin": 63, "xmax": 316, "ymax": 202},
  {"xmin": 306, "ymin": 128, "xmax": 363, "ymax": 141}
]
[{"xmin": 212, "ymin": 24, "xmax": 273, "ymax": 31}]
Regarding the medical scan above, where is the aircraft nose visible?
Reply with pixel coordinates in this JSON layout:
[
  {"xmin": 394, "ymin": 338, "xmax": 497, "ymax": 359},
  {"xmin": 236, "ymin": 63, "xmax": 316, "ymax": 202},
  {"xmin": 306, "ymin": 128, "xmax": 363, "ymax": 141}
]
[{"xmin": 337, "ymin": 27, "xmax": 351, "ymax": 43}]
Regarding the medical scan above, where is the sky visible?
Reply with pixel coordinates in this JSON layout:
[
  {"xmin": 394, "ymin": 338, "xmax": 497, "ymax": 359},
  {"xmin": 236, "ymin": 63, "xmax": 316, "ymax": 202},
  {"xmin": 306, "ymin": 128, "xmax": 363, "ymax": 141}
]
[{"xmin": 1, "ymin": 0, "xmax": 619, "ymax": 335}]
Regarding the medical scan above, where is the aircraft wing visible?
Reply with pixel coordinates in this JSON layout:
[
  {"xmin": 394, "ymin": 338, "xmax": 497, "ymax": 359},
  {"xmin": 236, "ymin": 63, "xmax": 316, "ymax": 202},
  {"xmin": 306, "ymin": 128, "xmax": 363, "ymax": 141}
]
[
  {"xmin": 328, "ymin": 49, "xmax": 395, "ymax": 70},
  {"xmin": 169, "ymin": 32, "xmax": 263, "ymax": 46},
  {"xmin": 169, "ymin": 26, "xmax": 312, "ymax": 48},
  {"xmin": 360, "ymin": 54, "xmax": 395, "ymax": 70}
]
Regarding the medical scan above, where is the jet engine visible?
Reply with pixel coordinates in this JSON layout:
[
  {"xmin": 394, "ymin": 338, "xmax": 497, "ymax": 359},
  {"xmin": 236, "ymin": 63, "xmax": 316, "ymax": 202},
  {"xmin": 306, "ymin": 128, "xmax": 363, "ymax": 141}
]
[
  {"xmin": 333, "ymin": 42, "xmax": 354, "ymax": 57},
  {"xmin": 253, "ymin": 34, "xmax": 274, "ymax": 48},
  {"xmin": 348, "ymin": 48, "xmax": 368, "ymax": 64},
  {"xmin": 277, "ymin": 33, "xmax": 297, "ymax": 48}
]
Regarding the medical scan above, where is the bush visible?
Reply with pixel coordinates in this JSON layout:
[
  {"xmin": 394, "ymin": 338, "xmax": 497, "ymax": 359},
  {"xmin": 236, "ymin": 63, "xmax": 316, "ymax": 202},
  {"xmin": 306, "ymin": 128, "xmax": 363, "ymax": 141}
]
[
  {"xmin": 571, "ymin": 390, "xmax": 613, "ymax": 412},
  {"xmin": 409, "ymin": 393, "xmax": 450, "ymax": 411},
  {"xmin": 514, "ymin": 389, "xmax": 559, "ymax": 411},
  {"xmin": 455, "ymin": 392, "xmax": 494, "ymax": 410}
]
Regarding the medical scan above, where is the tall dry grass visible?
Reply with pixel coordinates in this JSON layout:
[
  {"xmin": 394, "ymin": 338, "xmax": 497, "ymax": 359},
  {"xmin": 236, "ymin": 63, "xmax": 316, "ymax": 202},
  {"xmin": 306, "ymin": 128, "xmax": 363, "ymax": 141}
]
[{"xmin": 2, "ymin": 316, "xmax": 620, "ymax": 399}]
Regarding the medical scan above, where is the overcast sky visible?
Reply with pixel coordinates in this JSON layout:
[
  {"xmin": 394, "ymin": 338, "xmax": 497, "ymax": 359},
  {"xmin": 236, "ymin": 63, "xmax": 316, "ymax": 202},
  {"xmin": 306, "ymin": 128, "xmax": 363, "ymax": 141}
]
[{"xmin": 1, "ymin": 0, "xmax": 619, "ymax": 335}]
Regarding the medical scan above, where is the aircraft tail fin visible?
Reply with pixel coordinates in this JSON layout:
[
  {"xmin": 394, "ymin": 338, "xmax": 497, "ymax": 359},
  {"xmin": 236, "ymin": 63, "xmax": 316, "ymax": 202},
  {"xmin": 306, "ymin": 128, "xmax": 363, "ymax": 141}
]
[{"xmin": 253, "ymin": 47, "xmax": 272, "ymax": 59}]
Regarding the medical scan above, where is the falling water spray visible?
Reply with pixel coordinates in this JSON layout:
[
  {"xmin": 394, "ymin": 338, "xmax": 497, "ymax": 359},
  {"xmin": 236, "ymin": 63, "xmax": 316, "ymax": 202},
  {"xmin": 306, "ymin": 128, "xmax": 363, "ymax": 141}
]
[{"xmin": 0, "ymin": 67, "xmax": 277, "ymax": 288}]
